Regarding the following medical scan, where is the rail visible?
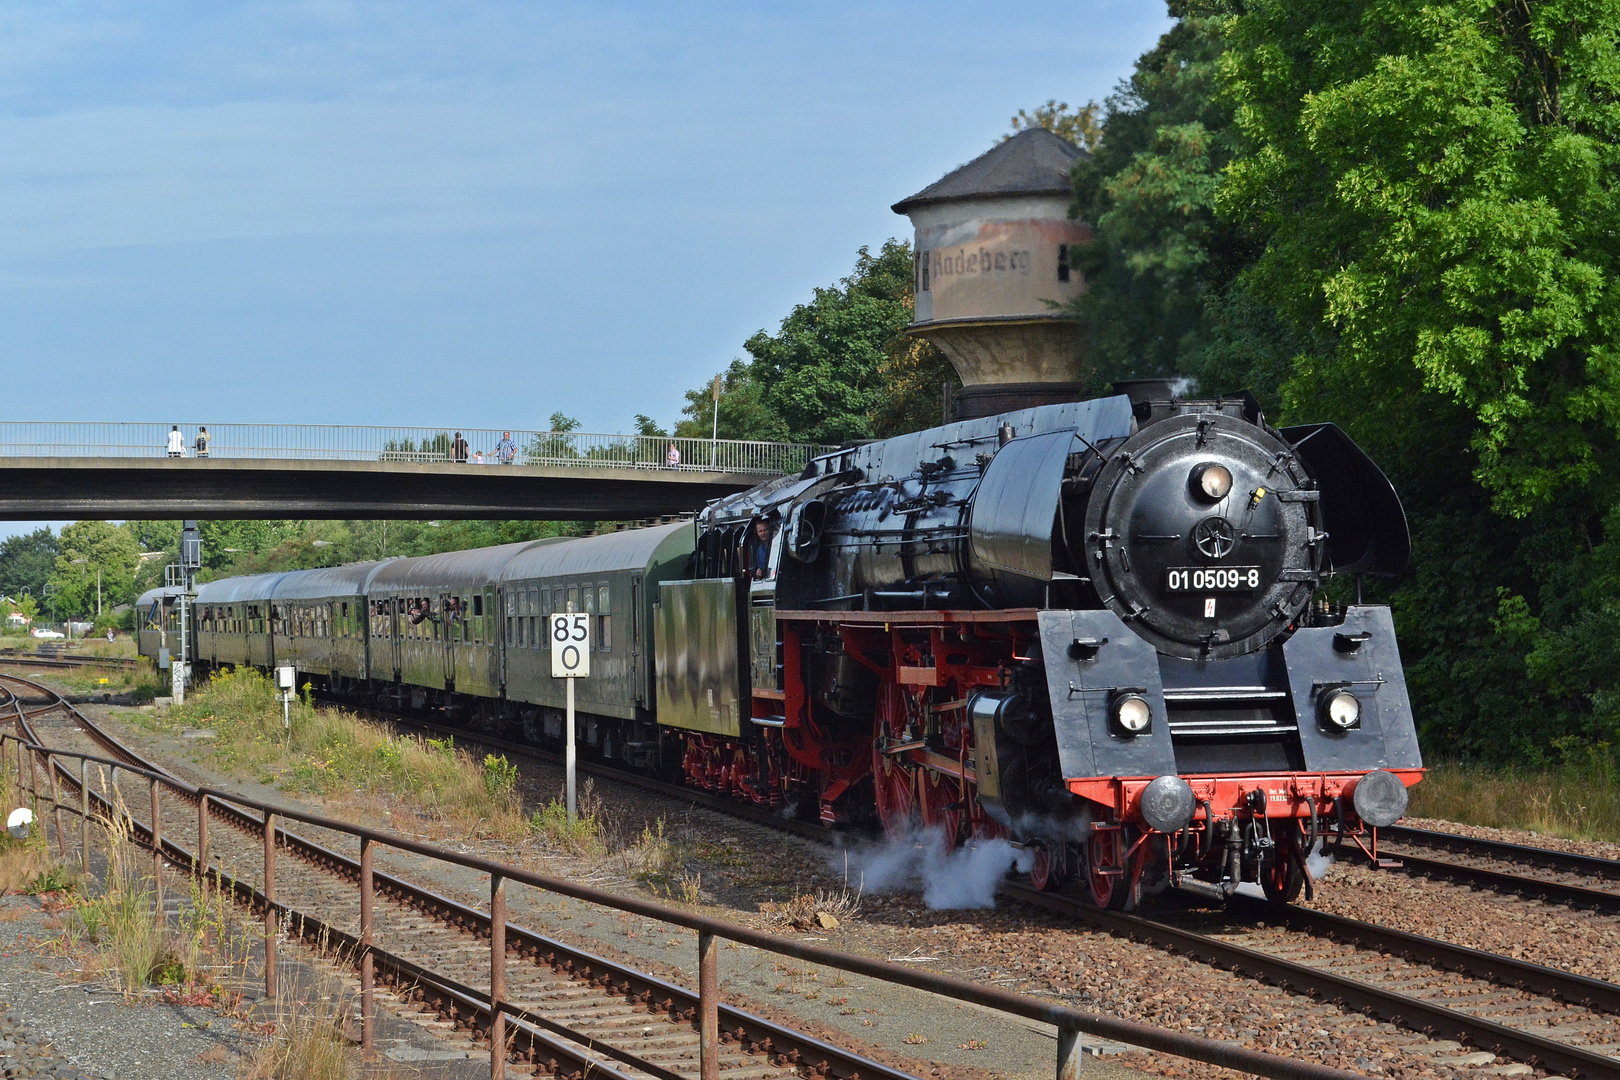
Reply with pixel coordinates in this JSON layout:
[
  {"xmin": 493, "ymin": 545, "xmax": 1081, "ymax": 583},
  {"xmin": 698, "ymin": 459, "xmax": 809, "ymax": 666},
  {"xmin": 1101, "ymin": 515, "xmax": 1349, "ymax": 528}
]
[
  {"xmin": 0, "ymin": 730, "xmax": 1359, "ymax": 1080},
  {"xmin": 0, "ymin": 423, "xmax": 834, "ymax": 477}
]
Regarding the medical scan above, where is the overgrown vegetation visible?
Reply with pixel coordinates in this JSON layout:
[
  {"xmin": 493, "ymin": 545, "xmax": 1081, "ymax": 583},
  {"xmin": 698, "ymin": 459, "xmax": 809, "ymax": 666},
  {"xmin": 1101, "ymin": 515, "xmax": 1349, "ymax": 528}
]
[
  {"xmin": 132, "ymin": 668, "xmax": 524, "ymax": 833},
  {"xmin": 1410, "ymin": 751, "xmax": 1620, "ymax": 844},
  {"xmin": 78, "ymin": 784, "xmax": 248, "ymax": 996},
  {"xmin": 0, "ymin": 771, "xmax": 57, "ymax": 898},
  {"xmin": 240, "ymin": 988, "xmax": 372, "ymax": 1080}
]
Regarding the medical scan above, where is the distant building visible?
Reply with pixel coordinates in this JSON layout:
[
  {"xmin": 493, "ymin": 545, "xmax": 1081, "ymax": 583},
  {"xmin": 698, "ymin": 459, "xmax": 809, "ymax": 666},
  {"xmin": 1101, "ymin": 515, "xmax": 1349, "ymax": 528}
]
[
  {"xmin": 892, "ymin": 127, "xmax": 1091, "ymax": 419},
  {"xmin": 5, "ymin": 612, "xmax": 29, "ymax": 630}
]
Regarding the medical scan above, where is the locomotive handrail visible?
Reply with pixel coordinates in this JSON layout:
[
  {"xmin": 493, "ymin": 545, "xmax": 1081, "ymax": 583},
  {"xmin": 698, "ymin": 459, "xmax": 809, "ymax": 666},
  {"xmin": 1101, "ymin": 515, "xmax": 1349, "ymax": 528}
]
[
  {"xmin": 0, "ymin": 422, "xmax": 835, "ymax": 477},
  {"xmin": 4, "ymin": 729, "xmax": 1359, "ymax": 1080}
]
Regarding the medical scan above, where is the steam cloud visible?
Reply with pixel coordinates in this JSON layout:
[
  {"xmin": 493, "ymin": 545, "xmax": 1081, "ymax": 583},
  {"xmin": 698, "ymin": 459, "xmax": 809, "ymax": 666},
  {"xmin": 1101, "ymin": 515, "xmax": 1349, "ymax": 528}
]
[{"xmin": 835, "ymin": 827, "xmax": 1034, "ymax": 910}]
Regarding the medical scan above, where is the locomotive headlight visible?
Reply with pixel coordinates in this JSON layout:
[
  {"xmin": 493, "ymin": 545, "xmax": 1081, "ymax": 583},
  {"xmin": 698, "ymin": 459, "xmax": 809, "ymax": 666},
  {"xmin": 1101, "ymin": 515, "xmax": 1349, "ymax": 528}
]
[
  {"xmin": 1191, "ymin": 462, "xmax": 1234, "ymax": 502},
  {"xmin": 1111, "ymin": 691, "xmax": 1153, "ymax": 736},
  {"xmin": 1319, "ymin": 689, "xmax": 1362, "ymax": 731}
]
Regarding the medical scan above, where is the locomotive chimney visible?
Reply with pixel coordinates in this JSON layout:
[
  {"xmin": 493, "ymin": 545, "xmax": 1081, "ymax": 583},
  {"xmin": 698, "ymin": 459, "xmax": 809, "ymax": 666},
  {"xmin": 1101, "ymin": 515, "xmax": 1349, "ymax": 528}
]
[{"xmin": 892, "ymin": 127, "xmax": 1091, "ymax": 420}]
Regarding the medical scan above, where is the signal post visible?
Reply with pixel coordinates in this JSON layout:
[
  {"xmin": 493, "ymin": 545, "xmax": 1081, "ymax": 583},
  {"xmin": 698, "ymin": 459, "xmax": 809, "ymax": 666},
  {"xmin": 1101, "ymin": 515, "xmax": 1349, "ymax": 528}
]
[{"xmin": 549, "ymin": 611, "xmax": 590, "ymax": 821}]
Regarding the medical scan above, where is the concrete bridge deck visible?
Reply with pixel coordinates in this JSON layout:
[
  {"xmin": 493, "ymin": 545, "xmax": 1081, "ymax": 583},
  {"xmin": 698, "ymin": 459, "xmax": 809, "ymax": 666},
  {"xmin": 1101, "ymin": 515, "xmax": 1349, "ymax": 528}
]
[
  {"xmin": 0, "ymin": 424, "xmax": 829, "ymax": 519},
  {"xmin": 0, "ymin": 457, "xmax": 765, "ymax": 518}
]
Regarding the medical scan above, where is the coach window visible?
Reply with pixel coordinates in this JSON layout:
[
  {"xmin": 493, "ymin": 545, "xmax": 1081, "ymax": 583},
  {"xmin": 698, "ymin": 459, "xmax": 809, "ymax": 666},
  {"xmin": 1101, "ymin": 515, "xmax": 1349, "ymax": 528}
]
[
  {"xmin": 566, "ymin": 586, "xmax": 578, "ymax": 614},
  {"xmin": 473, "ymin": 594, "xmax": 484, "ymax": 642},
  {"xmin": 583, "ymin": 586, "xmax": 595, "ymax": 650},
  {"xmin": 505, "ymin": 592, "xmax": 514, "ymax": 645},
  {"xmin": 598, "ymin": 584, "xmax": 611, "ymax": 652},
  {"xmin": 528, "ymin": 587, "xmax": 539, "ymax": 647}
]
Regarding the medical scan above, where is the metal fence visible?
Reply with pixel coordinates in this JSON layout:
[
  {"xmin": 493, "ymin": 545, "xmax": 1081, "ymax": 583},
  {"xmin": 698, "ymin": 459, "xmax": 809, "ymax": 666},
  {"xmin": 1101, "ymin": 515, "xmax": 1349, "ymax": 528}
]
[
  {"xmin": 0, "ymin": 423, "xmax": 834, "ymax": 477},
  {"xmin": 3, "ymin": 728, "xmax": 1360, "ymax": 1080}
]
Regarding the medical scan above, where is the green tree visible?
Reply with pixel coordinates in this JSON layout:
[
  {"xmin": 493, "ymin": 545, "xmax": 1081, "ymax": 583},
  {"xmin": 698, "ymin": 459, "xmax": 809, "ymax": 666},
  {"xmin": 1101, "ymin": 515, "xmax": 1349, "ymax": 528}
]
[
  {"xmin": 1009, "ymin": 98, "xmax": 1104, "ymax": 151},
  {"xmin": 672, "ymin": 360, "xmax": 792, "ymax": 442},
  {"xmin": 743, "ymin": 240, "xmax": 953, "ymax": 444},
  {"xmin": 1221, "ymin": 0, "xmax": 1620, "ymax": 516},
  {"xmin": 0, "ymin": 527, "xmax": 59, "ymax": 601},
  {"xmin": 50, "ymin": 521, "xmax": 141, "ymax": 617},
  {"xmin": 669, "ymin": 240, "xmax": 956, "ymax": 444},
  {"xmin": 1066, "ymin": 6, "xmax": 1272, "ymax": 394},
  {"xmin": 1214, "ymin": 0, "xmax": 1620, "ymax": 759}
]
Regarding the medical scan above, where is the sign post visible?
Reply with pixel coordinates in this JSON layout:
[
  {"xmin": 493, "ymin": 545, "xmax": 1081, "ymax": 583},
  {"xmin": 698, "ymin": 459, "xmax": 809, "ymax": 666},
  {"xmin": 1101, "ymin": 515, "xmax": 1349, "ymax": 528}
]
[{"xmin": 549, "ymin": 612, "xmax": 590, "ymax": 822}]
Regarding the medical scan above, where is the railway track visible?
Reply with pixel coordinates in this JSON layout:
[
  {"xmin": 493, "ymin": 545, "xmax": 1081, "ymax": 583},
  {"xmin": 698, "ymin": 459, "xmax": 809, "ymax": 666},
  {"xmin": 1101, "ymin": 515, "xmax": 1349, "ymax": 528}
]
[
  {"xmin": 0, "ymin": 652, "xmax": 141, "ymax": 672},
  {"xmin": 1375, "ymin": 825, "xmax": 1620, "ymax": 915},
  {"xmin": 0, "ymin": 674, "xmax": 917, "ymax": 1080},
  {"xmin": 342, "ymin": 703, "xmax": 1620, "ymax": 1079}
]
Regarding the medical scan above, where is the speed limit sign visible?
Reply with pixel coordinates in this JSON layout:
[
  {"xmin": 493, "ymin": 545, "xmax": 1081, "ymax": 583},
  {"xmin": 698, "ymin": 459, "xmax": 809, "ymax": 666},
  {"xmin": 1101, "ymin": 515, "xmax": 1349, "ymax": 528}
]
[{"xmin": 550, "ymin": 613, "xmax": 590, "ymax": 678}]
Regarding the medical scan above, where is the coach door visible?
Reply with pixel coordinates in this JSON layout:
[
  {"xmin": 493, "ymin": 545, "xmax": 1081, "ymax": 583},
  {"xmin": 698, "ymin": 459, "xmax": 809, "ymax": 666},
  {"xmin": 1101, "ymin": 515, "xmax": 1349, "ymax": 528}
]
[
  {"xmin": 440, "ymin": 593, "xmax": 456, "ymax": 687},
  {"xmin": 630, "ymin": 575, "xmax": 643, "ymax": 706}
]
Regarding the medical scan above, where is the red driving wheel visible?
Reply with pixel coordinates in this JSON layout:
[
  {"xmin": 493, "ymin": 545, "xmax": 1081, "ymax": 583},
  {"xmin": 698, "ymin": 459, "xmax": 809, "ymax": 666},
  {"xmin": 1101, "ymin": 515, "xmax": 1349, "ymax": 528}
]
[
  {"xmin": 915, "ymin": 769, "xmax": 961, "ymax": 851},
  {"xmin": 1087, "ymin": 829, "xmax": 1130, "ymax": 910},
  {"xmin": 872, "ymin": 682, "xmax": 915, "ymax": 840}
]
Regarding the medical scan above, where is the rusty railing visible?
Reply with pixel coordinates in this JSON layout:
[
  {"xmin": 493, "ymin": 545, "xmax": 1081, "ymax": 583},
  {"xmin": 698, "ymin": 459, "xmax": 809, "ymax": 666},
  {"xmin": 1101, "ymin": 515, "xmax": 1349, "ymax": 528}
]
[{"xmin": 1, "ymin": 732, "xmax": 1359, "ymax": 1080}]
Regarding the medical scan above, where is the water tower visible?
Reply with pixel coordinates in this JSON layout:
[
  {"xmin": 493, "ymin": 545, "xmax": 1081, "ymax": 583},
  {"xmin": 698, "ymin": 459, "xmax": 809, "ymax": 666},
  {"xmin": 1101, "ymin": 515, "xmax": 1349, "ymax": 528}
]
[{"xmin": 892, "ymin": 127, "xmax": 1090, "ymax": 419}]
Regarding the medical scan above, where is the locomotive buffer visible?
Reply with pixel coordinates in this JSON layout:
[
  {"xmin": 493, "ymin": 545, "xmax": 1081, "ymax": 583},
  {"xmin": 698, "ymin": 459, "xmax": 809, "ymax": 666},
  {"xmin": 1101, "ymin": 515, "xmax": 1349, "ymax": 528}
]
[{"xmin": 550, "ymin": 611, "xmax": 590, "ymax": 822}]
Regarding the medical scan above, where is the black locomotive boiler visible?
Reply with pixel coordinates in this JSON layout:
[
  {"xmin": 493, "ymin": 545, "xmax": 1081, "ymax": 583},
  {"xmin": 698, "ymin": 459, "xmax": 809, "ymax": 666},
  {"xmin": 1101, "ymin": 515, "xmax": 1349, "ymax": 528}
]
[{"xmin": 143, "ymin": 381, "xmax": 1420, "ymax": 909}]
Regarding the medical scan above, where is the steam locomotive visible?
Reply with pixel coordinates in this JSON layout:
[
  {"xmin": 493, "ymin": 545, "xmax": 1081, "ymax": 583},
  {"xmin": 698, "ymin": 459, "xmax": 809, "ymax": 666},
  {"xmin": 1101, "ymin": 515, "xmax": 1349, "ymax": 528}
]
[{"xmin": 140, "ymin": 382, "xmax": 1421, "ymax": 908}]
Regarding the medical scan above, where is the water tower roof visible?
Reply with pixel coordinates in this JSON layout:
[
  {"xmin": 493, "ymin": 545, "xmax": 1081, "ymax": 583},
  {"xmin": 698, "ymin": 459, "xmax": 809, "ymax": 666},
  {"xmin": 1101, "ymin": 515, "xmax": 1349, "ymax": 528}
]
[{"xmin": 892, "ymin": 127, "xmax": 1084, "ymax": 215}]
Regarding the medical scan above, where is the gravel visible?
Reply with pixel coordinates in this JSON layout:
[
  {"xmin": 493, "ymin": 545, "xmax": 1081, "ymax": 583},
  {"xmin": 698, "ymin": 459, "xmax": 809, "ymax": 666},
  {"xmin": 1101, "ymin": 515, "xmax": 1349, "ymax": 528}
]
[{"xmin": 0, "ymin": 895, "xmax": 240, "ymax": 1080}]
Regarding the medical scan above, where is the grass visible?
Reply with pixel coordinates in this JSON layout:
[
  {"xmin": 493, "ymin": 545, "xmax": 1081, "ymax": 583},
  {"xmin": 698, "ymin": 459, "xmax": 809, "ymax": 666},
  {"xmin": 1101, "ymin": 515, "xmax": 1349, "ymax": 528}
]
[
  {"xmin": 0, "ymin": 762, "xmax": 63, "ymax": 897},
  {"xmin": 53, "ymin": 774, "xmax": 257, "ymax": 1000},
  {"xmin": 124, "ymin": 668, "xmax": 525, "ymax": 836},
  {"xmin": 47, "ymin": 667, "xmax": 165, "ymax": 698},
  {"xmin": 240, "ymin": 988, "xmax": 372, "ymax": 1080},
  {"xmin": 1409, "ymin": 748, "xmax": 1620, "ymax": 843}
]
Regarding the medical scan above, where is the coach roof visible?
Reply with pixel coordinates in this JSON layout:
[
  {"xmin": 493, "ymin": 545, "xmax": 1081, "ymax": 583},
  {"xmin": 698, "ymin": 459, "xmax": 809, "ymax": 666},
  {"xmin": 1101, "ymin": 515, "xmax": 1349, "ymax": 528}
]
[
  {"xmin": 368, "ymin": 540, "xmax": 554, "ymax": 593},
  {"xmin": 271, "ymin": 560, "xmax": 398, "ymax": 601},
  {"xmin": 500, "ymin": 521, "xmax": 692, "ymax": 581},
  {"xmin": 195, "ymin": 572, "xmax": 293, "ymax": 605}
]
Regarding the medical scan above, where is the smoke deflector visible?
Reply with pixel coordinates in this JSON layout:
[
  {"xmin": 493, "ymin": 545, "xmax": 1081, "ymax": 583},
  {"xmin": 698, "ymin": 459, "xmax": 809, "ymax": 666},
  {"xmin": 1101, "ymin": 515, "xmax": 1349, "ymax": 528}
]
[{"xmin": 968, "ymin": 429, "xmax": 1076, "ymax": 582}]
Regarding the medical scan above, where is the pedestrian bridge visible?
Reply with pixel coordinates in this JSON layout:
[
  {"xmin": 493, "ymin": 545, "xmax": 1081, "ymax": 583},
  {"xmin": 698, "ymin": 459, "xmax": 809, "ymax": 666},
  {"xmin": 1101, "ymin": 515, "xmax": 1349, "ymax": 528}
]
[{"xmin": 0, "ymin": 423, "xmax": 830, "ymax": 520}]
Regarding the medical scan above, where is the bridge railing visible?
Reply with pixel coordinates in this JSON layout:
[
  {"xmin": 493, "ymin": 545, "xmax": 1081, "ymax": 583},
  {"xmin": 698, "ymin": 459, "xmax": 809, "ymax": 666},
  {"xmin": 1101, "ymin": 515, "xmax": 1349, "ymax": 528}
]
[{"xmin": 0, "ymin": 424, "xmax": 835, "ymax": 477}]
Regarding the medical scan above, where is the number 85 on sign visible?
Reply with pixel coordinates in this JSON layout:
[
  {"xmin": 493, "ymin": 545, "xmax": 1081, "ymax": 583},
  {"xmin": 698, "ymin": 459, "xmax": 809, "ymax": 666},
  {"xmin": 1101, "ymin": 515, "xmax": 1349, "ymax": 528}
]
[{"xmin": 550, "ymin": 613, "xmax": 590, "ymax": 678}]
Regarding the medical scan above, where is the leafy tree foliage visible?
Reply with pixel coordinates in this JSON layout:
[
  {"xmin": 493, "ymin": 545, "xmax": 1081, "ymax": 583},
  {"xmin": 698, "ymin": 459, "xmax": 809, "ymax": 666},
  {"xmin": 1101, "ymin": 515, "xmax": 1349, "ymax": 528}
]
[
  {"xmin": 1073, "ymin": 1, "xmax": 1620, "ymax": 762},
  {"xmin": 673, "ymin": 360, "xmax": 792, "ymax": 442},
  {"xmin": 1009, "ymin": 99, "xmax": 1104, "ymax": 151},
  {"xmin": 50, "ymin": 520, "xmax": 140, "ymax": 618},
  {"xmin": 1221, "ymin": 0, "xmax": 1620, "ymax": 516},
  {"xmin": 0, "ymin": 528, "xmax": 59, "ymax": 601},
  {"xmin": 1066, "ymin": 6, "xmax": 1278, "ymax": 395},
  {"xmin": 675, "ymin": 240, "xmax": 956, "ymax": 445}
]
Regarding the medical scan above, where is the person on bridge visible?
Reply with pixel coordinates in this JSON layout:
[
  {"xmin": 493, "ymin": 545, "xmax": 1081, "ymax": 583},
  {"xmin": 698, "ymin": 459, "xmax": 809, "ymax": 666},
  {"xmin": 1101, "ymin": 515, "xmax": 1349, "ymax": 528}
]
[
  {"xmin": 195, "ymin": 426, "xmax": 211, "ymax": 458},
  {"xmin": 495, "ymin": 432, "xmax": 516, "ymax": 464},
  {"xmin": 166, "ymin": 426, "xmax": 185, "ymax": 458},
  {"xmin": 665, "ymin": 442, "xmax": 680, "ymax": 469},
  {"xmin": 452, "ymin": 432, "xmax": 469, "ymax": 463}
]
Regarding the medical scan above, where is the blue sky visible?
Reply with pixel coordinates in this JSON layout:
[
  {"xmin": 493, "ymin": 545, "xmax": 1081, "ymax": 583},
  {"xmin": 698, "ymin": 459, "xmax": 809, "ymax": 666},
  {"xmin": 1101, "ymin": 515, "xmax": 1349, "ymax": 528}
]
[{"xmin": 1, "ymin": 1, "xmax": 1171, "ymax": 538}]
